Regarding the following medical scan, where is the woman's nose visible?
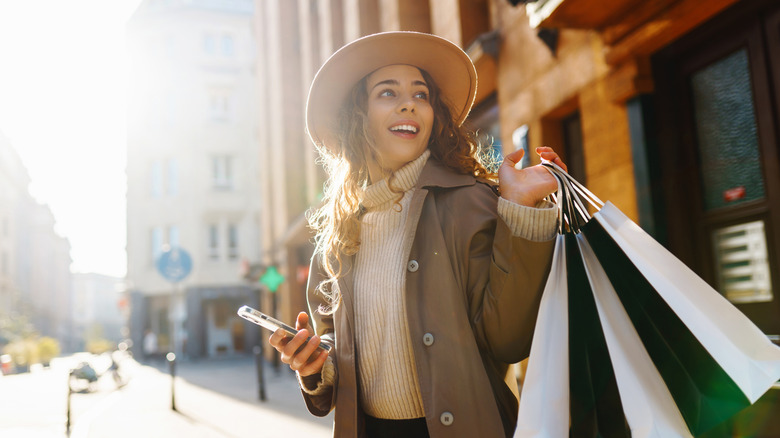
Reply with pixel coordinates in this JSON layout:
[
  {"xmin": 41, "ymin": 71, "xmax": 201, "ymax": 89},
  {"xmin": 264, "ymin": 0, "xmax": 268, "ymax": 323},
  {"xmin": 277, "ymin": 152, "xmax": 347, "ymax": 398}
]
[{"xmin": 397, "ymin": 98, "xmax": 416, "ymax": 113}]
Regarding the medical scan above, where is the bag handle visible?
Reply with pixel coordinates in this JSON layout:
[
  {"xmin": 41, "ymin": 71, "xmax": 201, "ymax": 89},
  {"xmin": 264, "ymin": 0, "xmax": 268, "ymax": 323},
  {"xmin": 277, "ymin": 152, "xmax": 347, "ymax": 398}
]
[
  {"xmin": 542, "ymin": 161, "xmax": 604, "ymax": 234},
  {"xmin": 542, "ymin": 161, "xmax": 604, "ymax": 208},
  {"xmin": 545, "ymin": 167, "xmax": 587, "ymax": 234}
]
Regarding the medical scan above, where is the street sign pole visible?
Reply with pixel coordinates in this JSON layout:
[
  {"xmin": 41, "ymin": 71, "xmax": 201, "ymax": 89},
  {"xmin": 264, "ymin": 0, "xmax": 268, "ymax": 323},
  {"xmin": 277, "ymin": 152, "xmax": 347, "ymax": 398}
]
[
  {"xmin": 156, "ymin": 247, "xmax": 193, "ymax": 359},
  {"xmin": 170, "ymin": 283, "xmax": 182, "ymax": 358},
  {"xmin": 168, "ymin": 283, "xmax": 176, "ymax": 360},
  {"xmin": 258, "ymin": 265, "xmax": 285, "ymax": 373}
]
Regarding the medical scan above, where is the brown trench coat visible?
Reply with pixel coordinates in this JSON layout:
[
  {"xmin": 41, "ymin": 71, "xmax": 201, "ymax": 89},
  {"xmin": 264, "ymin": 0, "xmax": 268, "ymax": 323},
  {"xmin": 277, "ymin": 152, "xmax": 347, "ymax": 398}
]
[{"xmin": 301, "ymin": 158, "xmax": 555, "ymax": 438}]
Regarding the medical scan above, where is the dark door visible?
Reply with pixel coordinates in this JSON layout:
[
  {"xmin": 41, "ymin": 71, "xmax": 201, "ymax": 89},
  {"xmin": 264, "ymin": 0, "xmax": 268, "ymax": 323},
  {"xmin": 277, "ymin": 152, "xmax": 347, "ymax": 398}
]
[{"xmin": 654, "ymin": 0, "xmax": 780, "ymax": 335}]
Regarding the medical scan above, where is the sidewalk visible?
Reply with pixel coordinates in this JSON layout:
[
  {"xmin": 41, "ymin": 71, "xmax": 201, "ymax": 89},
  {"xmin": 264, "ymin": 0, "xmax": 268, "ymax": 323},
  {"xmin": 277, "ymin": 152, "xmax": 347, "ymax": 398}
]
[
  {"xmin": 145, "ymin": 354, "xmax": 324, "ymax": 413},
  {"xmin": 75, "ymin": 354, "xmax": 333, "ymax": 438}
]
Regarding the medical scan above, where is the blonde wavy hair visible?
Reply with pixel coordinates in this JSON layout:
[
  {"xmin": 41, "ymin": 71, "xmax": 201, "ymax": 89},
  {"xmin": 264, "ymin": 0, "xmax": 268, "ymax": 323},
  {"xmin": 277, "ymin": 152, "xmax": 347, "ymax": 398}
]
[{"xmin": 307, "ymin": 68, "xmax": 496, "ymax": 314}]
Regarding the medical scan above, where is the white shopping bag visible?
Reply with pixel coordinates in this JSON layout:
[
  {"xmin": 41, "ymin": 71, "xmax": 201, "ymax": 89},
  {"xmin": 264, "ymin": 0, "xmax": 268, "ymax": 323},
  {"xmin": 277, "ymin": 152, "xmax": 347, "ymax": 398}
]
[
  {"xmin": 594, "ymin": 202, "xmax": 780, "ymax": 403},
  {"xmin": 514, "ymin": 236, "xmax": 569, "ymax": 438}
]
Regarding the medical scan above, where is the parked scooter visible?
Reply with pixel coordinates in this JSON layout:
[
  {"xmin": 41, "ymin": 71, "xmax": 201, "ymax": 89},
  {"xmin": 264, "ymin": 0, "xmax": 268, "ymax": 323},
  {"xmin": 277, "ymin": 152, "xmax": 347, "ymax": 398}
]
[{"xmin": 69, "ymin": 361, "xmax": 99, "ymax": 393}]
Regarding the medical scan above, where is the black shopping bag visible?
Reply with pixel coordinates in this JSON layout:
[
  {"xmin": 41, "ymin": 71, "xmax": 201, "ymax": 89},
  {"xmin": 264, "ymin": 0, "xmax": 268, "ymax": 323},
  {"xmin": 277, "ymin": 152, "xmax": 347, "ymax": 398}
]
[{"xmin": 566, "ymin": 233, "xmax": 630, "ymax": 438}]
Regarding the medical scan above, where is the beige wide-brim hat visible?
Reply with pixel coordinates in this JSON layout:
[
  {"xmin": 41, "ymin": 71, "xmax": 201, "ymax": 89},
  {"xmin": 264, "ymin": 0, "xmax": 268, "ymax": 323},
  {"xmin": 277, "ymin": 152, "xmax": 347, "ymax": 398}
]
[{"xmin": 305, "ymin": 31, "xmax": 478, "ymax": 153}]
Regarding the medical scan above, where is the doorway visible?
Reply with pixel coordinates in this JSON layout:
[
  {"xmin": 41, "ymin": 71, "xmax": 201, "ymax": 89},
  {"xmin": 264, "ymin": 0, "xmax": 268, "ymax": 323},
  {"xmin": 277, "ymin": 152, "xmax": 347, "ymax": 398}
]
[{"xmin": 653, "ymin": 0, "xmax": 780, "ymax": 335}]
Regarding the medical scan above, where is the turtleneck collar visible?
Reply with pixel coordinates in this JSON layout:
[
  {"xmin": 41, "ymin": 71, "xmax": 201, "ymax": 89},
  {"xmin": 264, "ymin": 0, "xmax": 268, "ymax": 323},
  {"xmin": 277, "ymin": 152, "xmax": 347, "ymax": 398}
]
[{"xmin": 362, "ymin": 149, "xmax": 431, "ymax": 210}]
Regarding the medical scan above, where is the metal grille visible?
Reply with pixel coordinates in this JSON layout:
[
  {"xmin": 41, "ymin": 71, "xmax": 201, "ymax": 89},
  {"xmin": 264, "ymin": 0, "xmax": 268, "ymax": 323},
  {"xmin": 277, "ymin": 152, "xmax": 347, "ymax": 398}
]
[{"xmin": 712, "ymin": 220, "xmax": 773, "ymax": 303}]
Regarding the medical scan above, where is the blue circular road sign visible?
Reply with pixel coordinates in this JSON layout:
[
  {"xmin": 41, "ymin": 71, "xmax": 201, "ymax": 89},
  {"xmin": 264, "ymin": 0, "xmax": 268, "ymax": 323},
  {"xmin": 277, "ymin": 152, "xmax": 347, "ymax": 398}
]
[{"xmin": 156, "ymin": 246, "xmax": 193, "ymax": 283}]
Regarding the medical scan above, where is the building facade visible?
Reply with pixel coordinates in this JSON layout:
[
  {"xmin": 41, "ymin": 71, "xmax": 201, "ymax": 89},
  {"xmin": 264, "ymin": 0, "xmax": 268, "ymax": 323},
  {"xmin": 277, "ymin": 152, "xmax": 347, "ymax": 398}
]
[
  {"xmin": 0, "ymin": 131, "xmax": 26, "ymax": 319},
  {"xmin": 0, "ymin": 131, "xmax": 74, "ymax": 351},
  {"xmin": 126, "ymin": 0, "xmax": 262, "ymax": 359},
  {"xmin": 255, "ymin": 0, "xmax": 779, "ymax": 434}
]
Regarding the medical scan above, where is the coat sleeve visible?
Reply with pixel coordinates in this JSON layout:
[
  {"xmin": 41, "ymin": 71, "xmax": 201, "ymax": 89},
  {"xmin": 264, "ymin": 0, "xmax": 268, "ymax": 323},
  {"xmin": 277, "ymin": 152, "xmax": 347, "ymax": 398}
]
[
  {"xmin": 299, "ymin": 253, "xmax": 338, "ymax": 416},
  {"xmin": 466, "ymin": 183, "xmax": 556, "ymax": 364}
]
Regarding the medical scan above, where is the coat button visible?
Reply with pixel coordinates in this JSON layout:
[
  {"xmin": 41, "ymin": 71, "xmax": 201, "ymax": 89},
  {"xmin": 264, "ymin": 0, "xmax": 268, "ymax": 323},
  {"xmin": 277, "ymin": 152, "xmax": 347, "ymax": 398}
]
[
  {"xmin": 440, "ymin": 411, "xmax": 454, "ymax": 426},
  {"xmin": 422, "ymin": 333, "xmax": 434, "ymax": 346},
  {"xmin": 407, "ymin": 260, "xmax": 419, "ymax": 272}
]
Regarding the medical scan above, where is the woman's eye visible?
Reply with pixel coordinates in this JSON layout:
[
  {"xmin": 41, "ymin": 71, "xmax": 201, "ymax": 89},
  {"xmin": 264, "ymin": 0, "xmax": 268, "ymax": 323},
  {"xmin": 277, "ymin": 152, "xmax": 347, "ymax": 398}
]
[
  {"xmin": 414, "ymin": 91, "xmax": 429, "ymax": 100},
  {"xmin": 379, "ymin": 89, "xmax": 395, "ymax": 97}
]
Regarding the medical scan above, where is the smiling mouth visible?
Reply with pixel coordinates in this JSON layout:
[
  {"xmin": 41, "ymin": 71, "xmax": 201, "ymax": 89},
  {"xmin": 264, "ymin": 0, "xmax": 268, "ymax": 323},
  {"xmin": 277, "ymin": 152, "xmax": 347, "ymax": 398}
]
[{"xmin": 389, "ymin": 124, "xmax": 419, "ymax": 134}]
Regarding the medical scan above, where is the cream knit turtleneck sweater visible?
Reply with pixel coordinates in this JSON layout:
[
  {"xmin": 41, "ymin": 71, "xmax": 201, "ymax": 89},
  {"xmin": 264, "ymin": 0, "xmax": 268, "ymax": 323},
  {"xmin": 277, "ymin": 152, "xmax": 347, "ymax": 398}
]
[{"xmin": 352, "ymin": 150, "xmax": 431, "ymax": 419}]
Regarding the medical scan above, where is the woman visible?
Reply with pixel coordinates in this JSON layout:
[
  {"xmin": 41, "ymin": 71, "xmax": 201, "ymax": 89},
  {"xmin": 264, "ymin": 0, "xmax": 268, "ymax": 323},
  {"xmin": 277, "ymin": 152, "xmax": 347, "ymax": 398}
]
[{"xmin": 270, "ymin": 31, "xmax": 567, "ymax": 438}]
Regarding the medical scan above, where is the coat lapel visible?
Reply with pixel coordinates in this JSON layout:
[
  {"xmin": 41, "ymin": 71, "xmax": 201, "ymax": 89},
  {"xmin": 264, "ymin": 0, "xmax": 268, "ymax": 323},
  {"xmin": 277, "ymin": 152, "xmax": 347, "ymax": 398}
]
[{"xmin": 338, "ymin": 252, "xmax": 356, "ymax": 331}]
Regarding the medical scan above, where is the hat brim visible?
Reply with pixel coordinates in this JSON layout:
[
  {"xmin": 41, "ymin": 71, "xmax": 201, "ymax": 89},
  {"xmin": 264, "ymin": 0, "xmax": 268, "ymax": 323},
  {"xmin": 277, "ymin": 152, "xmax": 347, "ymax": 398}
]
[{"xmin": 305, "ymin": 31, "xmax": 478, "ymax": 152}]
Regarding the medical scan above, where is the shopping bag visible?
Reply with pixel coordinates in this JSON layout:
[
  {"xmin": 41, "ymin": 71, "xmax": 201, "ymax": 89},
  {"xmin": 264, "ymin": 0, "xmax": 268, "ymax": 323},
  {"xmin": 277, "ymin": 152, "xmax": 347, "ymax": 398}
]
[
  {"xmin": 577, "ymin": 234, "xmax": 692, "ymax": 437},
  {"xmin": 566, "ymin": 233, "xmax": 630, "ymax": 437},
  {"xmin": 583, "ymin": 217, "xmax": 750, "ymax": 435},
  {"xmin": 515, "ymin": 237, "xmax": 569, "ymax": 438},
  {"xmin": 514, "ymin": 162, "xmax": 780, "ymax": 438},
  {"xmin": 516, "ymin": 169, "xmax": 630, "ymax": 438},
  {"xmin": 593, "ymin": 202, "xmax": 780, "ymax": 402}
]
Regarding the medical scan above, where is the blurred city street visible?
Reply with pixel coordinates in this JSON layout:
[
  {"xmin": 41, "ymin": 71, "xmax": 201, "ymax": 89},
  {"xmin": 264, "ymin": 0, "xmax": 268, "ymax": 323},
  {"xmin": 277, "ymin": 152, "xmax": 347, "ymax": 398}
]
[{"xmin": 0, "ymin": 353, "xmax": 332, "ymax": 438}]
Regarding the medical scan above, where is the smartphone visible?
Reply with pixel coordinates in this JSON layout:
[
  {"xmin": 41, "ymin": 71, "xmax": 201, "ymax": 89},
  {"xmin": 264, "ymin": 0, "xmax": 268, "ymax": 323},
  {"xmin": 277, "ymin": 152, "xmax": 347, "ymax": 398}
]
[{"xmin": 237, "ymin": 305, "xmax": 331, "ymax": 352}]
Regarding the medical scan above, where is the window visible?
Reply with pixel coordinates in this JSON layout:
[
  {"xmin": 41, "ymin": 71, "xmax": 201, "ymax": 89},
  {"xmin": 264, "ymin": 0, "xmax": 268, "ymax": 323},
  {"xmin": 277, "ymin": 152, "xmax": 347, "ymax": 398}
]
[
  {"xmin": 691, "ymin": 49, "xmax": 764, "ymax": 212},
  {"xmin": 208, "ymin": 90, "xmax": 231, "ymax": 121},
  {"xmin": 151, "ymin": 160, "xmax": 163, "ymax": 198},
  {"xmin": 208, "ymin": 224, "xmax": 219, "ymax": 259},
  {"xmin": 152, "ymin": 225, "xmax": 179, "ymax": 263},
  {"xmin": 512, "ymin": 125, "xmax": 531, "ymax": 169},
  {"xmin": 164, "ymin": 35, "xmax": 175, "ymax": 58},
  {"xmin": 561, "ymin": 111, "xmax": 586, "ymax": 183},
  {"xmin": 205, "ymin": 33, "xmax": 234, "ymax": 56},
  {"xmin": 168, "ymin": 225, "xmax": 180, "ymax": 249},
  {"xmin": 228, "ymin": 224, "xmax": 239, "ymax": 259},
  {"xmin": 712, "ymin": 221, "xmax": 773, "ymax": 303},
  {"xmin": 212, "ymin": 155, "xmax": 234, "ymax": 190},
  {"xmin": 221, "ymin": 34, "xmax": 234, "ymax": 56},
  {"xmin": 164, "ymin": 92, "xmax": 176, "ymax": 125},
  {"xmin": 465, "ymin": 95, "xmax": 503, "ymax": 172},
  {"xmin": 167, "ymin": 159, "xmax": 178, "ymax": 196},
  {"xmin": 152, "ymin": 159, "xmax": 178, "ymax": 197},
  {"xmin": 151, "ymin": 227, "xmax": 164, "ymax": 262},
  {"xmin": 204, "ymin": 33, "xmax": 216, "ymax": 54}
]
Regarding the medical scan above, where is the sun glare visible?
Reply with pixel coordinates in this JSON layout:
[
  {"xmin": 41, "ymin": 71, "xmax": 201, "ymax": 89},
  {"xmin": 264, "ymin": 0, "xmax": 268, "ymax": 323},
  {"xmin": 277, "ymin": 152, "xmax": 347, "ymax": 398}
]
[{"xmin": 0, "ymin": 0, "xmax": 144, "ymax": 277}]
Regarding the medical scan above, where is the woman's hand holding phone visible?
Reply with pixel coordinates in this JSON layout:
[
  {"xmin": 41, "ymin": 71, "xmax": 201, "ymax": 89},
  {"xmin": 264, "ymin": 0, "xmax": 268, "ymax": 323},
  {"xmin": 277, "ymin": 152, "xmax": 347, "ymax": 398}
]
[{"xmin": 269, "ymin": 312, "xmax": 329, "ymax": 377}]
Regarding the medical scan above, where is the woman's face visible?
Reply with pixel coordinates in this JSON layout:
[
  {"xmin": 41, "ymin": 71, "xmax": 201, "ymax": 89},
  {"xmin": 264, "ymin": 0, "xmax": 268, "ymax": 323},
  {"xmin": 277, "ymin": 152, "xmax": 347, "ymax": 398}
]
[{"xmin": 364, "ymin": 64, "xmax": 434, "ymax": 179}]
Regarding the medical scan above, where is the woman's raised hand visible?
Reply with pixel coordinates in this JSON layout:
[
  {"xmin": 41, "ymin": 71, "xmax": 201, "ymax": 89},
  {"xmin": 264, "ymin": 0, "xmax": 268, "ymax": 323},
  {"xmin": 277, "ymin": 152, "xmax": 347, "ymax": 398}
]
[
  {"xmin": 498, "ymin": 146, "xmax": 567, "ymax": 207},
  {"xmin": 269, "ymin": 311, "xmax": 329, "ymax": 377}
]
